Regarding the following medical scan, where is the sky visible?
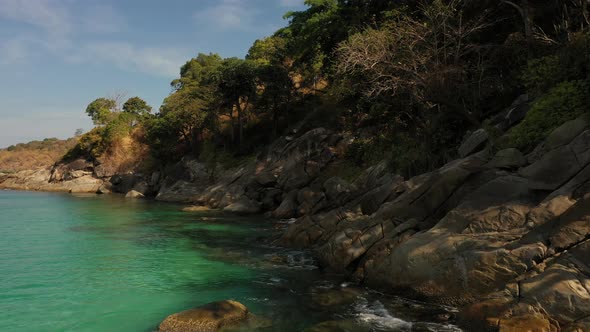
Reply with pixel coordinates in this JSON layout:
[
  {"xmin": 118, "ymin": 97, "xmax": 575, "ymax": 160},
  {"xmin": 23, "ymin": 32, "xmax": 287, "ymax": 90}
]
[{"xmin": 0, "ymin": 0, "xmax": 306, "ymax": 148}]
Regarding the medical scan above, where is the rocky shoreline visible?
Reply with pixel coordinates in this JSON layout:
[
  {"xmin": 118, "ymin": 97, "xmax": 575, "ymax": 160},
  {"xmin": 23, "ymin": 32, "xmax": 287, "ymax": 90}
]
[{"xmin": 3, "ymin": 113, "xmax": 590, "ymax": 331}]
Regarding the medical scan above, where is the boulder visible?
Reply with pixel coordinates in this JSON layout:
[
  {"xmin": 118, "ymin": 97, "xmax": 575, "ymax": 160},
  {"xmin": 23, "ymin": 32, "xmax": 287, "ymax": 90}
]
[
  {"xmin": 132, "ymin": 181, "xmax": 151, "ymax": 196},
  {"xmin": 125, "ymin": 190, "xmax": 145, "ymax": 199},
  {"xmin": 96, "ymin": 182, "xmax": 112, "ymax": 194},
  {"xmin": 487, "ymin": 148, "xmax": 526, "ymax": 169},
  {"xmin": 223, "ymin": 197, "xmax": 261, "ymax": 215},
  {"xmin": 253, "ymin": 171, "xmax": 277, "ymax": 187},
  {"xmin": 297, "ymin": 187, "xmax": 328, "ymax": 216},
  {"xmin": 158, "ymin": 300, "xmax": 257, "ymax": 332},
  {"xmin": 110, "ymin": 174, "xmax": 142, "ymax": 194},
  {"xmin": 272, "ymin": 190, "xmax": 299, "ymax": 219},
  {"xmin": 545, "ymin": 116, "xmax": 589, "ymax": 150},
  {"xmin": 323, "ymin": 177, "xmax": 355, "ymax": 206},
  {"xmin": 519, "ymin": 140, "xmax": 584, "ymax": 190},
  {"xmin": 182, "ymin": 206, "xmax": 212, "ymax": 212},
  {"xmin": 458, "ymin": 129, "xmax": 489, "ymax": 158},
  {"xmin": 309, "ymin": 287, "xmax": 364, "ymax": 308},
  {"xmin": 261, "ymin": 188, "xmax": 282, "ymax": 210}
]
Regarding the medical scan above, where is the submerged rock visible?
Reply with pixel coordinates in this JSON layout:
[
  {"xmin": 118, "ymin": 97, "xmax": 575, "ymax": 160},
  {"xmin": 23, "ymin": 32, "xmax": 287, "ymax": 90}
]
[
  {"xmin": 303, "ymin": 320, "xmax": 371, "ymax": 332},
  {"xmin": 125, "ymin": 190, "xmax": 145, "ymax": 199},
  {"xmin": 182, "ymin": 205, "xmax": 213, "ymax": 212},
  {"xmin": 158, "ymin": 300, "xmax": 267, "ymax": 332}
]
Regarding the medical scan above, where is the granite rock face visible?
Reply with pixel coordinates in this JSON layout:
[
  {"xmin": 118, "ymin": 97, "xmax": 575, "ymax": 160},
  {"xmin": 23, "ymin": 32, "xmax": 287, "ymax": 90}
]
[
  {"xmin": 0, "ymin": 167, "xmax": 103, "ymax": 193},
  {"xmin": 278, "ymin": 118, "xmax": 590, "ymax": 330}
]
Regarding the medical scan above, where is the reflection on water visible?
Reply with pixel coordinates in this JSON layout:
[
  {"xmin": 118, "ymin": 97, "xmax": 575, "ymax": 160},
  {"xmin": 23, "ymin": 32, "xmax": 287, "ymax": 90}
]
[{"xmin": 0, "ymin": 191, "xmax": 461, "ymax": 331}]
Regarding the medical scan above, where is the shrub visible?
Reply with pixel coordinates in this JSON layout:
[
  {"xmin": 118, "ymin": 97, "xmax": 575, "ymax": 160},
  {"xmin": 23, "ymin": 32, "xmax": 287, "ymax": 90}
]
[
  {"xmin": 522, "ymin": 32, "xmax": 590, "ymax": 95},
  {"xmin": 501, "ymin": 80, "xmax": 590, "ymax": 152}
]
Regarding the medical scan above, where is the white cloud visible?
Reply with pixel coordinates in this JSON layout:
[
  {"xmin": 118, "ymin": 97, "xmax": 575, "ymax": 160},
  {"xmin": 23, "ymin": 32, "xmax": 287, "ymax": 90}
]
[
  {"xmin": 0, "ymin": 0, "xmax": 71, "ymax": 35},
  {"xmin": 193, "ymin": 0, "xmax": 260, "ymax": 30},
  {"xmin": 0, "ymin": 1, "xmax": 181, "ymax": 77},
  {"xmin": 73, "ymin": 42, "xmax": 186, "ymax": 77}
]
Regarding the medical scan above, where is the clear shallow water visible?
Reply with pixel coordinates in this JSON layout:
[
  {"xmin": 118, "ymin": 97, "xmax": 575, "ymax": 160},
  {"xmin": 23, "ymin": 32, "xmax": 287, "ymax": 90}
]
[{"xmin": 0, "ymin": 190, "xmax": 462, "ymax": 332}]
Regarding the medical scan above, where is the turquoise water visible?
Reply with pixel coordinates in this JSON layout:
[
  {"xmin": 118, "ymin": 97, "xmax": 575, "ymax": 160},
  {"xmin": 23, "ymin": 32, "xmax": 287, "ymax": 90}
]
[{"xmin": 0, "ymin": 190, "xmax": 461, "ymax": 332}]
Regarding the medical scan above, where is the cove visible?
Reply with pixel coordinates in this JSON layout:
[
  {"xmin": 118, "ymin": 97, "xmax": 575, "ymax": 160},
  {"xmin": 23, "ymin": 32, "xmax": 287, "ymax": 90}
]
[{"xmin": 0, "ymin": 190, "xmax": 461, "ymax": 331}]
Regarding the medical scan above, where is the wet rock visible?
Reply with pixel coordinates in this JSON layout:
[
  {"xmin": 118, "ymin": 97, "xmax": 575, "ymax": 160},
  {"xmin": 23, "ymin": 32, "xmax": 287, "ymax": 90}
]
[
  {"xmin": 132, "ymin": 181, "xmax": 151, "ymax": 196},
  {"xmin": 96, "ymin": 182, "xmax": 112, "ymax": 194},
  {"xmin": 223, "ymin": 197, "xmax": 261, "ymax": 215},
  {"xmin": 302, "ymin": 320, "xmax": 371, "ymax": 332},
  {"xmin": 125, "ymin": 190, "xmax": 145, "ymax": 199},
  {"xmin": 110, "ymin": 174, "xmax": 142, "ymax": 194},
  {"xmin": 158, "ymin": 300, "xmax": 259, "ymax": 332},
  {"xmin": 309, "ymin": 287, "xmax": 364, "ymax": 308},
  {"xmin": 182, "ymin": 205, "xmax": 212, "ymax": 212}
]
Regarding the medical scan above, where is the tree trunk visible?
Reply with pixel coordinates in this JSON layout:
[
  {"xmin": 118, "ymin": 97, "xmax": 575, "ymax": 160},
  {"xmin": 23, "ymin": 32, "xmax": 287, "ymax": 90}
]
[
  {"xmin": 522, "ymin": 0, "xmax": 533, "ymax": 42},
  {"xmin": 229, "ymin": 107, "xmax": 235, "ymax": 145},
  {"xmin": 236, "ymin": 99, "xmax": 243, "ymax": 147},
  {"xmin": 502, "ymin": 0, "xmax": 534, "ymax": 42}
]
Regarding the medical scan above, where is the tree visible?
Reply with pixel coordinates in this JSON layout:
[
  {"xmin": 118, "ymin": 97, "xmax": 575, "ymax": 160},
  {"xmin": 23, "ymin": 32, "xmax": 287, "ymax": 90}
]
[
  {"xmin": 336, "ymin": 0, "xmax": 492, "ymax": 126},
  {"xmin": 85, "ymin": 98, "xmax": 116, "ymax": 125},
  {"xmin": 217, "ymin": 58, "xmax": 258, "ymax": 147},
  {"xmin": 123, "ymin": 97, "xmax": 152, "ymax": 118},
  {"xmin": 150, "ymin": 53, "xmax": 223, "ymax": 156},
  {"xmin": 159, "ymin": 88, "xmax": 210, "ymax": 154},
  {"xmin": 247, "ymin": 36, "xmax": 288, "ymax": 66},
  {"xmin": 501, "ymin": 0, "xmax": 533, "ymax": 42},
  {"xmin": 256, "ymin": 64, "xmax": 293, "ymax": 139},
  {"xmin": 74, "ymin": 128, "xmax": 84, "ymax": 137}
]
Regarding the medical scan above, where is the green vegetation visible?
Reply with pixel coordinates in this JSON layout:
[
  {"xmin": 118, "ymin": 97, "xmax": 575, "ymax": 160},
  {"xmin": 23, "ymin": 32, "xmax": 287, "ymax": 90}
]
[
  {"xmin": 502, "ymin": 80, "xmax": 590, "ymax": 152},
  {"xmin": 67, "ymin": 96, "xmax": 152, "ymax": 161},
  {"xmin": 63, "ymin": 0, "xmax": 589, "ymax": 177}
]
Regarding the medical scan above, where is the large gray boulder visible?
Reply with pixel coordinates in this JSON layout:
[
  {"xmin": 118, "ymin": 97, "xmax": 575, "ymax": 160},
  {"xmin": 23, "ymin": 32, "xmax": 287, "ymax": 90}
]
[
  {"xmin": 458, "ymin": 129, "xmax": 488, "ymax": 158},
  {"xmin": 487, "ymin": 148, "xmax": 526, "ymax": 169}
]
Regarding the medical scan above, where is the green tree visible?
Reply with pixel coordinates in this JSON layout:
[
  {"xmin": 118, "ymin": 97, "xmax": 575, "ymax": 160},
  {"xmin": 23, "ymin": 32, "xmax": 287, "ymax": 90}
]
[
  {"xmin": 217, "ymin": 58, "xmax": 258, "ymax": 146},
  {"xmin": 247, "ymin": 36, "xmax": 288, "ymax": 66},
  {"xmin": 122, "ymin": 97, "xmax": 152, "ymax": 118},
  {"xmin": 256, "ymin": 64, "xmax": 293, "ymax": 139},
  {"xmin": 85, "ymin": 98, "xmax": 116, "ymax": 125},
  {"xmin": 146, "ymin": 53, "xmax": 223, "ymax": 156}
]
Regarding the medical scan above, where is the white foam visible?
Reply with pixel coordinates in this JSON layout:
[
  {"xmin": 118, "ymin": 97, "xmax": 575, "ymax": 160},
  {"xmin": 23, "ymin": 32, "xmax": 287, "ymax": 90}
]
[{"xmin": 354, "ymin": 299, "xmax": 412, "ymax": 330}]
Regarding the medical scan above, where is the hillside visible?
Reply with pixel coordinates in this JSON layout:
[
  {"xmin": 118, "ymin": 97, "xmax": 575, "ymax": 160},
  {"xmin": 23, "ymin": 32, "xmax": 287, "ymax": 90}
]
[{"xmin": 0, "ymin": 138, "xmax": 78, "ymax": 173}]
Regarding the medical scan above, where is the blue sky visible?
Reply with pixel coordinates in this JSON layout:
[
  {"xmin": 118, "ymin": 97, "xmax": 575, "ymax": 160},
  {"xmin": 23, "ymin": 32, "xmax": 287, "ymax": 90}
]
[{"xmin": 0, "ymin": 0, "xmax": 306, "ymax": 148}]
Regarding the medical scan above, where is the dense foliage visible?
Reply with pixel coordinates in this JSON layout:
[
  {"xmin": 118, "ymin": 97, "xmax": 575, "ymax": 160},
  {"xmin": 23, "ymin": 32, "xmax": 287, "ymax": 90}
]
[{"xmin": 68, "ymin": 0, "xmax": 590, "ymax": 177}]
